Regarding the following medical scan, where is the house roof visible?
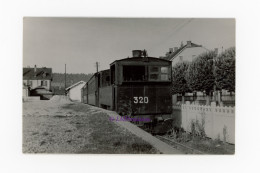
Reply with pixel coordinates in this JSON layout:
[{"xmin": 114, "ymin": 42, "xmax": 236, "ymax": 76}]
[
  {"xmin": 65, "ymin": 81, "xmax": 86, "ymax": 91},
  {"xmin": 23, "ymin": 67, "xmax": 52, "ymax": 80},
  {"xmin": 162, "ymin": 42, "xmax": 204, "ymax": 61}
]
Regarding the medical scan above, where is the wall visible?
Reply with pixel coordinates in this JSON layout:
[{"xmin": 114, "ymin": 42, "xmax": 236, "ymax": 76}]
[
  {"xmin": 68, "ymin": 83, "xmax": 86, "ymax": 102},
  {"xmin": 171, "ymin": 47, "xmax": 208, "ymax": 66},
  {"xmin": 23, "ymin": 88, "xmax": 29, "ymax": 97},
  {"xmin": 23, "ymin": 79, "xmax": 51, "ymax": 90},
  {"xmin": 181, "ymin": 102, "xmax": 235, "ymax": 144}
]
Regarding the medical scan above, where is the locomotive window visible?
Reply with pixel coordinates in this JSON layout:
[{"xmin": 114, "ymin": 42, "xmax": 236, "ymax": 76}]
[
  {"xmin": 160, "ymin": 67, "xmax": 170, "ymax": 81},
  {"xmin": 150, "ymin": 66, "xmax": 159, "ymax": 73},
  {"xmin": 161, "ymin": 74, "xmax": 168, "ymax": 81},
  {"xmin": 150, "ymin": 74, "xmax": 159, "ymax": 80},
  {"xmin": 161, "ymin": 67, "xmax": 168, "ymax": 73},
  {"xmin": 123, "ymin": 66, "xmax": 146, "ymax": 82},
  {"xmin": 149, "ymin": 66, "xmax": 170, "ymax": 81}
]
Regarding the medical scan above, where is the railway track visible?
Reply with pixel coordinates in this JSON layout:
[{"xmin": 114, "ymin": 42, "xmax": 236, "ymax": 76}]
[{"xmin": 156, "ymin": 135, "xmax": 205, "ymax": 154}]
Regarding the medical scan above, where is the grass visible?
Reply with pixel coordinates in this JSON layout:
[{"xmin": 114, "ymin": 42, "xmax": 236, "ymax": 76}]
[
  {"xmin": 23, "ymin": 101, "xmax": 158, "ymax": 154},
  {"xmin": 163, "ymin": 130, "xmax": 235, "ymax": 154}
]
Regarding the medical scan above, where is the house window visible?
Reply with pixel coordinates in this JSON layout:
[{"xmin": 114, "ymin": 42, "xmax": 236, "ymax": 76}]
[
  {"xmin": 179, "ymin": 56, "xmax": 183, "ymax": 62},
  {"xmin": 41, "ymin": 80, "xmax": 47, "ymax": 86},
  {"xmin": 26, "ymin": 80, "xmax": 32, "ymax": 86}
]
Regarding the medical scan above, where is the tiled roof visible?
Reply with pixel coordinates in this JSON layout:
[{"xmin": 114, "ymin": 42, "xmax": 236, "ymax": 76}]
[
  {"xmin": 23, "ymin": 67, "xmax": 52, "ymax": 80},
  {"xmin": 162, "ymin": 42, "xmax": 202, "ymax": 61}
]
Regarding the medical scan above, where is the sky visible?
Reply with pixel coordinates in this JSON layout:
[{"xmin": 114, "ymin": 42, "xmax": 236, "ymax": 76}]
[{"xmin": 23, "ymin": 18, "xmax": 235, "ymax": 74}]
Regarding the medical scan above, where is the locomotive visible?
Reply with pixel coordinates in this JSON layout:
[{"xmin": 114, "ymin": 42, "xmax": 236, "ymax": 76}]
[{"xmin": 82, "ymin": 50, "xmax": 173, "ymax": 131}]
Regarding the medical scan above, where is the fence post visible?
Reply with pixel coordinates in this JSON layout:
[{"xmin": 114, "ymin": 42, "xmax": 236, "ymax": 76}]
[
  {"xmin": 211, "ymin": 102, "xmax": 216, "ymax": 140},
  {"xmin": 184, "ymin": 101, "xmax": 190, "ymax": 131}
]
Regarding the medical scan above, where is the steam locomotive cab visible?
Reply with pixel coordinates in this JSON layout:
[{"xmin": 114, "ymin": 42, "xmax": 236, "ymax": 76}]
[{"xmin": 110, "ymin": 50, "xmax": 172, "ymax": 116}]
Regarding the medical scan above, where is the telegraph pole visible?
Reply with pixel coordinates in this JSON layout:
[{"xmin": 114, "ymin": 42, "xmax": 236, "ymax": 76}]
[
  {"xmin": 65, "ymin": 64, "xmax": 66, "ymax": 95},
  {"xmin": 96, "ymin": 62, "xmax": 99, "ymax": 73}
]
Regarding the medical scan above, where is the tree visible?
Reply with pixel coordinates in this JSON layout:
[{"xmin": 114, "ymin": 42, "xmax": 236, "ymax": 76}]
[
  {"xmin": 186, "ymin": 51, "xmax": 215, "ymax": 105},
  {"xmin": 215, "ymin": 47, "xmax": 235, "ymax": 93},
  {"xmin": 172, "ymin": 62, "xmax": 191, "ymax": 103}
]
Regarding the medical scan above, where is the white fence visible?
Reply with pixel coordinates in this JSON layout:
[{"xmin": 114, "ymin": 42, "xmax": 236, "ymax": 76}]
[{"xmin": 181, "ymin": 102, "xmax": 235, "ymax": 144}]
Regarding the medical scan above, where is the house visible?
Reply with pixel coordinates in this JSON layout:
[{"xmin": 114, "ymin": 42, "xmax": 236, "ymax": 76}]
[
  {"xmin": 23, "ymin": 65, "xmax": 52, "ymax": 90},
  {"xmin": 66, "ymin": 81, "xmax": 86, "ymax": 102},
  {"xmin": 23, "ymin": 65, "xmax": 53, "ymax": 99},
  {"xmin": 161, "ymin": 41, "xmax": 209, "ymax": 66},
  {"xmin": 161, "ymin": 41, "xmax": 214, "ymax": 105},
  {"xmin": 162, "ymin": 41, "xmax": 234, "ymax": 106}
]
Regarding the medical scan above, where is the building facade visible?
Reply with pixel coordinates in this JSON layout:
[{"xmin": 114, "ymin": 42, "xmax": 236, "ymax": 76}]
[
  {"xmin": 23, "ymin": 65, "xmax": 52, "ymax": 91},
  {"xmin": 162, "ymin": 41, "xmax": 209, "ymax": 67}
]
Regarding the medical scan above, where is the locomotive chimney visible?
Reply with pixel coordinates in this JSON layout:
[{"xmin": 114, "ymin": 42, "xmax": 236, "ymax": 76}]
[{"xmin": 132, "ymin": 50, "xmax": 143, "ymax": 57}]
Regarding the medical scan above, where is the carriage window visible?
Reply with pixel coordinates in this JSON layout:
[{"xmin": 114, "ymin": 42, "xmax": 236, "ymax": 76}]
[{"xmin": 123, "ymin": 66, "xmax": 146, "ymax": 81}]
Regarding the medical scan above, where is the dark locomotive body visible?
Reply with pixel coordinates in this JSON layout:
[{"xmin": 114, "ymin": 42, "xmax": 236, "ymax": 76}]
[{"xmin": 83, "ymin": 50, "xmax": 172, "ymax": 117}]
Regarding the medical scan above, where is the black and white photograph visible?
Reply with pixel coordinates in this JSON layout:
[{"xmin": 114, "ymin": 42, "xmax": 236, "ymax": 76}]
[
  {"xmin": 2, "ymin": 0, "xmax": 260, "ymax": 172},
  {"xmin": 22, "ymin": 18, "xmax": 235, "ymax": 154}
]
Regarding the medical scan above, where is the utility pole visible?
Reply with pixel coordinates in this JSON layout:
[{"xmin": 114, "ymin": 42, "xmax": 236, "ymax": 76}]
[
  {"xmin": 65, "ymin": 64, "xmax": 66, "ymax": 95},
  {"xmin": 96, "ymin": 62, "xmax": 99, "ymax": 73}
]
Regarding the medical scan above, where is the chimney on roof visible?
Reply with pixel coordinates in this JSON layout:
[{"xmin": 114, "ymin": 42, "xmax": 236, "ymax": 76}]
[
  {"xmin": 169, "ymin": 48, "xmax": 173, "ymax": 54},
  {"xmin": 187, "ymin": 41, "xmax": 192, "ymax": 47},
  {"xmin": 174, "ymin": 47, "xmax": 178, "ymax": 52}
]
